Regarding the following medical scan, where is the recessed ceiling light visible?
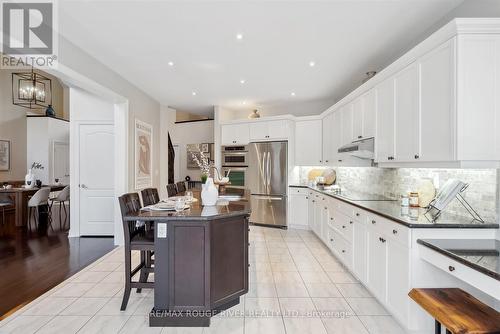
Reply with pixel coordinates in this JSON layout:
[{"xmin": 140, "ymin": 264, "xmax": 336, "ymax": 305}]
[
  {"xmin": 236, "ymin": 33, "xmax": 243, "ymax": 40},
  {"xmin": 192, "ymin": 91, "xmax": 197, "ymax": 96},
  {"xmin": 291, "ymin": 92, "xmax": 296, "ymax": 96},
  {"xmin": 242, "ymin": 101, "xmax": 247, "ymax": 105},
  {"xmin": 240, "ymin": 79, "xmax": 246, "ymax": 84},
  {"xmin": 168, "ymin": 61, "xmax": 174, "ymax": 66},
  {"xmin": 309, "ymin": 61, "xmax": 315, "ymax": 67}
]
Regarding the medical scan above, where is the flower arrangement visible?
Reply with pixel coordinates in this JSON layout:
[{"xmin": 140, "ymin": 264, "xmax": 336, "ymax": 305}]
[
  {"xmin": 189, "ymin": 149, "xmax": 212, "ymax": 183},
  {"xmin": 31, "ymin": 162, "xmax": 44, "ymax": 170}
]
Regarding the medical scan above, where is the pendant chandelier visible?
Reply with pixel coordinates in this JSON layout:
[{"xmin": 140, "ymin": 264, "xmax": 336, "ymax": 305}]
[{"xmin": 12, "ymin": 67, "xmax": 52, "ymax": 109}]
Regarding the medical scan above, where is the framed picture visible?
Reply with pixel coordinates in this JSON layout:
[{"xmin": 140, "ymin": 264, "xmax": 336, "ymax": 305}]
[
  {"xmin": 0, "ymin": 140, "xmax": 10, "ymax": 171},
  {"xmin": 135, "ymin": 119, "xmax": 153, "ymax": 189},
  {"xmin": 200, "ymin": 143, "xmax": 209, "ymax": 153}
]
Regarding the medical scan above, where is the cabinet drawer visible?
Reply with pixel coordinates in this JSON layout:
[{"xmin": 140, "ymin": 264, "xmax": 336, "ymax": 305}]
[
  {"xmin": 367, "ymin": 214, "xmax": 410, "ymax": 247},
  {"xmin": 290, "ymin": 187, "xmax": 309, "ymax": 196},
  {"xmin": 331, "ymin": 211, "xmax": 353, "ymax": 243},
  {"xmin": 335, "ymin": 199, "xmax": 353, "ymax": 217},
  {"xmin": 351, "ymin": 207, "xmax": 369, "ymax": 224},
  {"xmin": 330, "ymin": 229, "xmax": 352, "ymax": 268}
]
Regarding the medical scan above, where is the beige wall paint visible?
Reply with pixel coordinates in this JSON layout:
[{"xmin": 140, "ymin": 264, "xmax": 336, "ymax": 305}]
[{"xmin": 0, "ymin": 69, "xmax": 66, "ymax": 182}]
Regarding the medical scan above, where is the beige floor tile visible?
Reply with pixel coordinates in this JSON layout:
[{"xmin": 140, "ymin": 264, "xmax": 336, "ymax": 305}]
[
  {"xmin": 346, "ymin": 298, "xmax": 389, "ymax": 316},
  {"xmin": 36, "ymin": 315, "xmax": 91, "ymax": 334},
  {"xmin": 22, "ymin": 297, "xmax": 77, "ymax": 316},
  {"xmin": 78, "ymin": 314, "xmax": 130, "ymax": 334},
  {"xmin": 97, "ymin": 296, "xmax": 145, "ymax": 315},
  {"xmin": 133, "ymin": 297, "xmax": 154, "ymax": 316},
  {"xmin": 244, "ymin": 297, "xmax": 281, "ymax": 317},
  {"xmin": 305, "ymin": 283, "xmax": 342, "ymax": 298},
  {"xmin": 358, "ymin": 315, "xmax": 406, "ymax": 334},
  {"xmin": 89, "ymin": 262, "xmax": 122, "ymax": 272},
  {"xmin": 279, "ymin": 297, "xmax": 317, "ymax": 317},
  {"xmin": 268, "ymin": 253, "xmax": 294, "ymax": 263},
  {"xmin": 0, "ymin": 315, "xmax": 52, "ymax": 334},
  {"xmin": 249, "ymin": 270, "xmax": 274, "ymax": 283},
  {"xmin": 312, "ymin": 298, "xmax": 354, "ymax": 317},
  {"xmin": 299, "ymin": 271, "xmax": 332, "ymax": 283},
  {"xmin": 202, "ymin": 317, "xmax": 244, "ymax": 334},
  {"xmin": 272, "ymin": 271, "xmax": 303, "ymax": 283},
  {"xmin": 336, "ymin": 284, "xmax": 372, "ymax": 298},
  {"xmin": 101, "ymin": 271, "xmax": 125, "ymax": 283},
  {"xmin": 51, "ymin": 282, "xmax": 96, "ymax": 298},
  {"xmin": 320, "ymin": 261, "xmax": 346, "ymax": 272},
  {"xmin": 244, "ymin": 317, "xmax": 285, "ymax": 334},
  {"xmin": 60, "ymin": 297, "xmax": 109, "ymax": 316},
  {"xmin": 326, "ymin": 271, "xmax": 358, "ymax": 283},
  {"xmin": 275, "ymin": 282, "xmax": 309, "ymax": 297},
  {"xmin": 161, "ymin": 327, "xmax": 203, "ymax": 334},
  {"xmin": 214, "ymin": 298, "xmax": 245, "ymax": 318},
  {"xmin": 271, "ymin": 261, "xmax": 298, "ymax": 272},
  {"xmin": 119, "ymin": 315, "xmax": 162, "ymax": 334},
  {"xmin": 247, "ymin": 283, "xmax": 277, "ymax": 298},
  {"xmin": 71, "ymin": 270, "xmax": 111, "ymax": 283},
  {"xmin": 248, "ymin": 261, "xmax": 272, "ymax": 272},
  {"xmin": 283, "ymin": 317, "xmax": 327, "ymax": 334},
  {"xmin": 84, "ymin": 282, "xmax": 123, "ymax": 297},
  {"xmin": 295, "ymin": 261, "xmax": 325, "ymax": 272},
  {"xmin": 322, "ymin": 315, "xmax": 369, "ymax": 334}
]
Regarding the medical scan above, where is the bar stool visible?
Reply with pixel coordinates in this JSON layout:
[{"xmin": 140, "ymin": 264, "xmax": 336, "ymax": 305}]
[
  {"xmin": 176, "ymin": 181, "xmax": 186, "ymax": 194},
  {"xmin": 118, "ymin": 192, "xmax": 154, "ymax": 310},
  {"xmin": 409, "ymin": 288, "xmax": 500, "ymax": 334},
  {"xmin": 140, "ymin": 188, "xmax": 160, "ymax": 207},
  {"xmin": 0, "ymin": 202, "xmax": 11, "ymax": 226},
  {"xmin": 27, "ymin": 187, "xmax": 51, "ymax": 232},
  {"xmin": 50, "ymin": 186, "xmax": 70, "ymax": 230}
]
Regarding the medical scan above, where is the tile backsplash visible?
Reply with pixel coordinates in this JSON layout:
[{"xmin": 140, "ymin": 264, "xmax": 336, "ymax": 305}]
[{"xmin": 297, "ymin": 167, "xmax": 499, "ymax": 223}]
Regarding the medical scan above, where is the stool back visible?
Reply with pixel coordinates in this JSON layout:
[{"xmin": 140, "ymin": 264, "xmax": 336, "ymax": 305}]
[
  {"xmin": 141, "ymin": 188, "xmax": 159, "ymax": 207},
  {"xmin": 28, "ymin": 187, "xmax": 51, "ymax": 207},
  {"xmin": 176, "ymin": 181, "xmax": 186, "ymax": 194},
  {"xmin": 166, "ymin": 184, "xmax": 177, "ymax": 197},
  {"xmin": 55, "ymin": 186, "xmax": 70, "ymax": 201},
  {"xmin": 118, "ymin": 193, "xmax": 144, "ymax": 245}
]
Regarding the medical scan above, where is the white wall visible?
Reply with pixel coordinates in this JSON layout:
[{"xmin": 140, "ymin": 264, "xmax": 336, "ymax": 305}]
[{"xmin": 167, "ymin": 108, "xmax": 214, "ymax": 182}]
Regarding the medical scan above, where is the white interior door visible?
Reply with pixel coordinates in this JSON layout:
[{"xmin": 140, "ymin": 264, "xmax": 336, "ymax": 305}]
[
  {"xmin": 53, "ymin": 141, "xmax": 70, "ymax": 185},
  {"xmin": 79, "ymin": 124, "xmax": 115, "ymax": 236}
]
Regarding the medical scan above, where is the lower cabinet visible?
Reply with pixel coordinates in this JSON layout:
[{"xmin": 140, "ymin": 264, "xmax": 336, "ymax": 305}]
[
  {"xmin": 289, "ymin": 189, "xmax": 309, "ymax": 228},
  {"xmin": 367, "ymin": 227, "xmax": 388, "ymax": 302},
  {"xmin": 352, "ymin": 220, "xmax": 367, "ymax": 282},
  {"xmin": 386, "ymin": 239, "xmax": 410, "ymax": 324}
]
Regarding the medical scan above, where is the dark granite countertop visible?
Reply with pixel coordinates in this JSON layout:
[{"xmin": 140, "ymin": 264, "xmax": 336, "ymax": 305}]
[
  {"xmin": 417, "ymin": 239, "xmax": 499, "ymax": 281},
  {"xmin": 124, "ymin": 189, "xmax": 251, "ymax": 222},
  {"xmin": 290, "ymin": 185, "xmax": 499, "ymax": 229}
]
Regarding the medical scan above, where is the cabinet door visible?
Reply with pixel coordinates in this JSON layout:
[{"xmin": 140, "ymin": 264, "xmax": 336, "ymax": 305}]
[
  {"xmin": 322, "ymin": 113, "xmax": 334, "ymax": 164},
  {"xmin": 367, "ymin": 229, "xmax": 387, "ymax": 301},
  {"xmin": 267, "ymin": 120, "xmax": 289, "ymax": 139},
  {"xmin": 352, "ymin": 97, "xmax": 364, "ymax": 141},
  {"xmin": 394, "ymin": 63, "xmax": 419, "ymax": 162},
  {"xmin": 331, "ymin": 111, "xmax": 344, "ymax": 164},
  {"xmin": 295, "ymin": 120, "xmax": 323, "ymax": 165},
  {"xmin": 289, "ymin": 194, "xmax": 309, "ymax": 228},
  {"xmin": 308, "ymin": 191, "xmax": 315, "ymax": 231},
  {"xmin": 352, "ymin": 221, "xmax": 367, "ymax": 283},
  {"xmin": 249, "ymin": 122, "xmax": 268, "ymax": 141},
  {"xmin": 221, "ymin": 124, "xmax": 250, "ymax": 145},
  {"xmin": 419, "ymin": 39, "xmax": 456, "ymax": 162},
  {"xmin": 376, "ymin": 79, "xmax": 395, "ymax": 162},
  {"xmin": 341, "ymin": 104, "xmax": 353, "ymax": 145},
  {"xmin": 387, "ymin": 240, "xmax": 410, "ymax": 325},
  {"xmin": 362, "ymin": 89, "xmax": 376, "ymax": 139}
]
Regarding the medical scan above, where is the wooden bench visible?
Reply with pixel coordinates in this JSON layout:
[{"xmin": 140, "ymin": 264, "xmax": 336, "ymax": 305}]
[{"xmin": 409, "ymin": 288, "xmax": 500, "ymax": 334}]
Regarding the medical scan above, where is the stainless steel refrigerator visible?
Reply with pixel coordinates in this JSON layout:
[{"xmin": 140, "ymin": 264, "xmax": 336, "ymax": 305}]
[{"xmin": 247, "ymin": 141, "xmax": 287, "ymax": 227}]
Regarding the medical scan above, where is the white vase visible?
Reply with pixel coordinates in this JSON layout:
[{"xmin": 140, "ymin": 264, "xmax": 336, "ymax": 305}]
[
  {"xmin": 25, "ymin": 169, "xmax": 36, "ymax": 188},
  {"xmin": 201, "ymin": 177, "xmax": 218, "ymax": 206}
]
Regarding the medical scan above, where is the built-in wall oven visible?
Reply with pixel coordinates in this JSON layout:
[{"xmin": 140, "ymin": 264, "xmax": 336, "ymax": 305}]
[{"xmin": 221, "ymin": 145, "xmax": 248, "ymax": 189}]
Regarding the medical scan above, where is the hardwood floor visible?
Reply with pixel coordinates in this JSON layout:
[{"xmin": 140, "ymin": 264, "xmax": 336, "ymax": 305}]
[{"xmin": 0, "ymin": 210, "xmax": 115, "ymax": 318}]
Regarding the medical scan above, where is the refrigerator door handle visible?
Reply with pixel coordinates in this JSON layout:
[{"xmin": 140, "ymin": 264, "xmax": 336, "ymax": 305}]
[
  {"xmin": 252, "ymin": 195, "xmax": 284, "ymax": 201},
  {"xmin": 266, "ymin": 151, "xmax": 271, "ymax": 188}
]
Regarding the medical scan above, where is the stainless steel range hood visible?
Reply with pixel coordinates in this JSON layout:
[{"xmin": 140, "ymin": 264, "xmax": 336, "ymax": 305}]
[{"xmin": 338, "ymin": 137, "xmax": 374, "ymax": 159}]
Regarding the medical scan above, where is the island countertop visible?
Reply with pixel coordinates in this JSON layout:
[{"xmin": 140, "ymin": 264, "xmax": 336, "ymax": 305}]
[{"xmin": 290, "ymin": 184, "xmax": 499, "ymax": 229}]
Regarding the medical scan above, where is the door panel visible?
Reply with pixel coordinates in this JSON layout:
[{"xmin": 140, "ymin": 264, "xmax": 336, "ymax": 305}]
[
  {"xmin": 53, "ymin": 141, "xmax": 69, "ymax": 185},
  {"xmin": 247, "ymin": 142, "xmax": 268, "ymax": 195},
  {"xmin": 267, "ymin": 142, "xmax": 287, "ymax": 195},
  {"xmin": 249, "ymin": 195, "xmax": 286, "ymax": 227},
  {"xmin": 79, "ymin": 124, "xmax": 114, "ymax": 236},
  {"xmin": 376, "ymin": 79, "xmax": 395, "ymax": 162}
]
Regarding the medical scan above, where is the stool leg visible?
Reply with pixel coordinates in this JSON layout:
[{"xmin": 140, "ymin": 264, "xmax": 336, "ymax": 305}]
[{"xmin": 435, "ymin": 320, "xmax": 441, "ymax": 334}]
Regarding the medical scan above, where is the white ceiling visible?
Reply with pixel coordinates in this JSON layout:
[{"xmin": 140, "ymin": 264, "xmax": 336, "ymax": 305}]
[{"xmin": 58, "ymin": 0, "xmax": 464, "ymax": 116}]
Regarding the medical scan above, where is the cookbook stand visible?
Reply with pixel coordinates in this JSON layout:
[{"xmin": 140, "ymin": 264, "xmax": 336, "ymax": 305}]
[{"xmin": 424, "ymin": 183, "xmax": 484, "ymax": 223}]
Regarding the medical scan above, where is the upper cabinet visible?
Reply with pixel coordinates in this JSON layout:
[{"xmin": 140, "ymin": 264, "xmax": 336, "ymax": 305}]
[
  {"xmin": 322, "ymin": 113, "xmax": 334, "ymax": 165},
  {"xmin": 221, "ymin": 123, "xmax": 250, "ymax": 145},
  {"xmin": 352, "ymin": 89, "xmax": 376, "ymax": 141},
  {"xmin": 295, "ymin": 119, "xmax": 322, "ymax": 165},
  {"xmin": 249, "ymin": 120, "xmax": 290, "ymax": 141},
  {"xmin": 376, "ymin": 78, "xmax": 395, "ymax": 162},
  {"xmin": 340, "ymin": 104, "xmax": 353, "ymax": 146}
]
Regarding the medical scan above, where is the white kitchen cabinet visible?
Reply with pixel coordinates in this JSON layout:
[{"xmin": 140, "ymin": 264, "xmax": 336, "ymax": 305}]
[
  {"xmin": 352, "ymin": 97, "xmax": 364, "ymax": 141},
  {"xmin": 394, "ymin": 62, "xmax": 420, "ymax": 162},
  {"xmin": 367, "ymin": 227, "xmax": 387, "ymax": 302},
  {"xmin": 352, "ymin": 220, "xmax": 368, "ymax": 282},
  {"xmin": 386, "ymin": 239, "xmax": 411, "ymax": 325},
  {"xmin": 340, "ymin": 104, "xmax": 353, "ymax": 146},
  {"xmin": 295, "ymin": 119, "xmax": 322, "ymax": 165},
  {"xmin": 307, "ymin": 190, "xmax": 315, "ymax": 231},
  {"xmin": 375, "ymin": 78, "xmax": 395, "ymax": 162},
  {"xmin": 289, "ymin": 188, "xmax": 309, "ymax": 228},
  {"xmin": 322, "ymin": 113, "xmax": 334, "ymax": 165},
  {"xmin": 221, "ymin": 123, "xmax": 250, "ymax": 145},
  {"xmin": 362, "ymin": 89, "xmax": 376, "ymax": 139},
  {"xmin": 331, "ymin": 111, "xmax": 344, "ymax": 164},
  {"xmin": 249, "ymin": 120, "xmax": 289, "ymax": 141}
]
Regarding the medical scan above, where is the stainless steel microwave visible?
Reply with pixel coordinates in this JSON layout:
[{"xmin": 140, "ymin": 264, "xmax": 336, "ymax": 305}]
[{"xmin": 221, "ymin": 145, "xmax": 248, "ymax": 167}]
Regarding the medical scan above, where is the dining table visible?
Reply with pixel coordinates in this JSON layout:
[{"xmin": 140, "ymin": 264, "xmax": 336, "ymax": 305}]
[{"xmin": 0, "ymin": 185, "xmax": 67, "ymax": 228}]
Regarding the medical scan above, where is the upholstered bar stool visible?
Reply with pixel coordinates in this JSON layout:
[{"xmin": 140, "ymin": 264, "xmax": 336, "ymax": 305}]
[
  {"xmin": 28, "ymin": 187, "xmax": 51, "ymax": 232},
  {"xmin": 50, "ymin": 186, "xmax": 70, "ymax": 230},
  {"xmin": 166, "ymin": 183, "xmax": 177, "ymax": 197},
  {"xmin": 176, "ymin": 181, "xmax": 186, "ymax": 194}
]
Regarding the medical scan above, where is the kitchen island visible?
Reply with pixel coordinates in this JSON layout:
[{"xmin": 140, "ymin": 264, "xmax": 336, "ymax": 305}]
[{"xmin": 123, "ymin": 190, "xmax": 251, "ymax": 327}]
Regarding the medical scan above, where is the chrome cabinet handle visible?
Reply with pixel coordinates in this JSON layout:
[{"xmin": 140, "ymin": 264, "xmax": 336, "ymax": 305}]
[
  {"xmin": 393, "ymin": 229, "xmax": 398, "ymax": 234},
  {"xmin": 448, "ymin": 266, "xmax": 455, "ymax": 272},
  {"xmin": 371, "ymin": 220, "xmax": 376, "ymax": 224}
]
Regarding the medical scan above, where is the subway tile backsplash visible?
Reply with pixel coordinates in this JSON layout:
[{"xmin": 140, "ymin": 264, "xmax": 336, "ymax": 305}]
[{"xmin": 297, "ymin": 167, "xmax": 499, "ymax": 223}]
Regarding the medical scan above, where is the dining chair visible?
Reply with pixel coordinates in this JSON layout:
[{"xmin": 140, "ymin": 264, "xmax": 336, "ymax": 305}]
[
  {"xmin": 50, "ymin": 186, "xmax": 70, "ymax": 230},
  {"xmin": 176, "ymin": 181, "xmax": 186, "ymax": 194},
  {"xmin": 118, "ymin": 192, "xmax": 154, "ymax": 310},
  {"xmin": 141, "ymin": 188, "xmax": 160, "ymax": 207},
  {"xmin": 28, "ymin": 187, "xmax": 51, "ymax": 232},
  {"xmin": 0, "ymin": 202, "xmax": 12, "ymax": 226},
  {"xmin": 166, "ymin": 183, "xmax": 178, "ymax": 197}
]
